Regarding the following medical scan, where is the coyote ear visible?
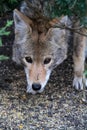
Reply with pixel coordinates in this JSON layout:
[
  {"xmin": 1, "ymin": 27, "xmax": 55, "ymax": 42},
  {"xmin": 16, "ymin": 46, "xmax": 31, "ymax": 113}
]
[
  {"xmin": 13, "ymin": 9, "xmax": 32, "ymax": 37},
  {"xmin": 46, "ymin": 28, "xmax": 66, "ymax": 44},
  {"xmin": 47, "ymin": 16, "xmax": 69, "ymax": 43}
]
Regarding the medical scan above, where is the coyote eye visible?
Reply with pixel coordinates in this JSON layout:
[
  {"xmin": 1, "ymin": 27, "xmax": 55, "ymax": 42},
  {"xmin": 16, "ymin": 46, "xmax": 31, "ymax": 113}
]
[
  {"xmin": 25, "ymin": 57, "xmax": 33, "ymax": 63},
  {"xmin": 44, "ymin": 58, "xmax": 51, "ymax": 64}
]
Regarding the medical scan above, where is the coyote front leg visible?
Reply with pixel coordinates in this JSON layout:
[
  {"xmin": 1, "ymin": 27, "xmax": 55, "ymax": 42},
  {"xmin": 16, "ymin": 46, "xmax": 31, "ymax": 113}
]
[{"xmin": 73, "ymin": 32, "xmax": 86, "ymax": 90}]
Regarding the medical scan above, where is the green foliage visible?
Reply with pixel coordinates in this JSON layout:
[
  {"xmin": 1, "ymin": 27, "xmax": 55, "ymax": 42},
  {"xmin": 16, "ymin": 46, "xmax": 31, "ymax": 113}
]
[
  {"xmin": 84, "ymin": 71, "xmax": 87, "ymax": 77},
  {"xmin": 49, "ymin": 0, "xmax": 86, "ymax": 18},
  {"xmin": 0, "ymin": 55, "xmax": 9, "ymax": 61},
  {"xmin": 0, "ymin": 20, "xmax": 13, "ymax": 46},
  {"xmin": 0, "ymin": 38, "xmax": 2, "ymax": 46},
  {"xmin": 48, "ymin": 0, "xmax": 87, "ymax": 26},
  {"xmin": 80, "ymin": 17, "xmax": 87, "ymax": 28},
  {"xmin": 0, "ymin": 20, "xmax": 13, "ymax": 60},
  {"xmin": 0, "ymin": 0, "xmax": 21, "ymax": 16}
]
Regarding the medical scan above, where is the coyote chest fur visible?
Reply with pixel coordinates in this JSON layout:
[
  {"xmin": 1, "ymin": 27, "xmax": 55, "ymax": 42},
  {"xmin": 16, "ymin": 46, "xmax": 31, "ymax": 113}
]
[{"xmin": 13, "ymin": 1, "xmax": 86, "ymax": 94}]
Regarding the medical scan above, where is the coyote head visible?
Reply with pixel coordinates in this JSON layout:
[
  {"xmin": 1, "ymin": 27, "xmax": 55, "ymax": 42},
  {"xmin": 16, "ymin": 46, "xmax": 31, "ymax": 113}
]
[{"xmin": 13, "ymin": 9, "xmax": 68, "ymax": 94}]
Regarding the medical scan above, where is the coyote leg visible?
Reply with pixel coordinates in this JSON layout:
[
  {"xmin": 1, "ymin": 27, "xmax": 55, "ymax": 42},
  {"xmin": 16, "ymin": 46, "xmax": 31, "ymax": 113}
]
[{"xmin": 73, "ymin": 33, "xmax": 86, "ymax": 90}]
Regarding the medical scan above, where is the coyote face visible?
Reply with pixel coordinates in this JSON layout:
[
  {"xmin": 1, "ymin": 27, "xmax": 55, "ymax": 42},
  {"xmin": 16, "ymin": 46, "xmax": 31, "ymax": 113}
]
[{"xmin": 13, "ymin": 9, "xmax": 68, "ymax": 94}]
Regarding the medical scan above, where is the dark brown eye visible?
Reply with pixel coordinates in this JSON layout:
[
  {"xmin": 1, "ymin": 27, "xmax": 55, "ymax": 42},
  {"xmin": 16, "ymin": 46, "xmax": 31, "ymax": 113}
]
[
  {"xmin": 44, "ymin": 58, "xmax": 51, "ymax": 64},
  {"xmin": 25, "ymin": 57, "xmax": 33, "ymax": 63}
]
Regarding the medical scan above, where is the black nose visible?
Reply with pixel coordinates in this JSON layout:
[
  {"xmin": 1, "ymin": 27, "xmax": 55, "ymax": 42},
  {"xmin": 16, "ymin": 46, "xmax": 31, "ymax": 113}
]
[{"xmin": 32, "ymin": 83, "xmax": 41, "ymax": 91}]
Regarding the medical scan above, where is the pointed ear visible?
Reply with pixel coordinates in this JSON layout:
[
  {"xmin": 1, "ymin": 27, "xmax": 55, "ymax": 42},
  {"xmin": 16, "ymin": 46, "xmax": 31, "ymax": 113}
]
[
  {"xmin": 46, "ymin": 27, "xmax": 66, "ymax": 45},
  {"xmin": 13, "ymin": 9, "xmax": 32, "ymax": 39},
  {"xmin": 47, "ymin": 16, "xmax": 69, "ymax": 43},
  {"xmin": 13, "ymin": 9, "xmax": 33, "ymax": 64}
]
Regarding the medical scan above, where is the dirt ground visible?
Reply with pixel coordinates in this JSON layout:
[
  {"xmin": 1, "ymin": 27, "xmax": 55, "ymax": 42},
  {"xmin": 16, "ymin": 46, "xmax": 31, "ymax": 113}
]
[{"xmin": 0, "ymin": 14, "xmax": 87, "ymax": 130}]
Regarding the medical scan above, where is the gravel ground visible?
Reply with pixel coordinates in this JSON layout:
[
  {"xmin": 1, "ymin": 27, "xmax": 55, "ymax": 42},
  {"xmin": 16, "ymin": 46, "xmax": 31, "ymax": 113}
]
[{"xmin": 0, "ymin": 54, "xmax": 87, "ymax": 130}]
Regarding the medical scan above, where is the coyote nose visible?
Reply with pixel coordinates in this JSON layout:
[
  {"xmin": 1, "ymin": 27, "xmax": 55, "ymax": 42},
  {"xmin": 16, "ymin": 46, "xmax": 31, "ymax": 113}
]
[{"xmin": 32, "ymin": 83, "xmax": 41, "ymax": 91}]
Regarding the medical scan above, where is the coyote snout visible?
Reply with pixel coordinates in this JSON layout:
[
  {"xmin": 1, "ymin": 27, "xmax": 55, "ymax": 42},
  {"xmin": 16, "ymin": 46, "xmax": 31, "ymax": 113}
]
[{"xmin": 24, "ymin": 60, "xmax": 51, "ymax": 94}]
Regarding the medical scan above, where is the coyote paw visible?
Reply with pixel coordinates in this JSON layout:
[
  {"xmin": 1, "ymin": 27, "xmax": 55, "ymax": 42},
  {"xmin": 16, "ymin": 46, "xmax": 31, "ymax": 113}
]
[{"xmin": 73, "ymin": 76, "xmax": 83, "ymax": 90}]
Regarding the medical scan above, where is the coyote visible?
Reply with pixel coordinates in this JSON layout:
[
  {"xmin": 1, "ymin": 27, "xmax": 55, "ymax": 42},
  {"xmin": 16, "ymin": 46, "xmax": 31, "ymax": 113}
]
[{"xmin": 13, "ymin": 0, "xmax": 86, "ymax": 94}]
